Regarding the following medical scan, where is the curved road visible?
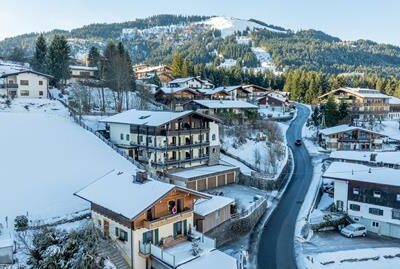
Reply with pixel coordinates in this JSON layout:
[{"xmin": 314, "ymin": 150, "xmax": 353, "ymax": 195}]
[{"xmin": 257, "ymin": 104, "xmax": 313, "ymax": 269}]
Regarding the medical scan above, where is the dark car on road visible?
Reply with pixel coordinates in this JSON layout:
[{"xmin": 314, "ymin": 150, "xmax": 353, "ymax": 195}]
[{"xmin": 295, "ymin": 139, "xmax": 302, "ymax": 146}]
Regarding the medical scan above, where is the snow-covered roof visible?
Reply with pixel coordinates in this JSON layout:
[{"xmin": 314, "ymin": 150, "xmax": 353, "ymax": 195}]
[
  {"xmin": 194, "ymin": 195, "xmax": 234, "ymax": 216},
  {"xmin": 69, "ymin": 65, "xmax": 98, "ymax": 71},
  {"xmin": 100, "ymin": 109, "xmax": 216, "ymax": 127},
  {"xmin": 75, "ymin": 170, "xmax": 208, "ymax": 219},
  {"xmin": 319, "ymin": 124, "xmax": 386, "ymax": 137},
  {"xmin": 320, "ymin": 87, "xmax": 390, "ymax": 99},
  {"xmin": 0, "ymin": 68, "xmax": 52, "ymax": 79},
  {"xmin": 190, "ymin": 100, "xmax": 258, "ymax": 109},
  {"xmin": 389, "ymin": 96, "xmax": 400, "ymax": 105},
  {"xmin": 330, "ymin": 151, "xmax": 400, "ymax": 166},
  {"xmin": 0, "ymin": 228, "xmax": 13, "ymax": 249},
  {"xmin": 179, "ymin": 249, "xmax": 238, "ymax": 269},
  {"xmin": 169, "ymin": 165, "xmax": 238, "ymax": 180},
  {"xmin": 158, "ymin": 86, "xmax": 198, "ymax": 95},
  {"xmin": 197, "ymin": 88, "xmax": 228, "ymax": 96},
  {"xmin": 323, "ymin": 162, "xmax": 400, "ymax": 187},
  {"xmin": 169, "ymin": 77, "xmax": 196, "ymax": 84},
  {"xmin": 213, "ymin": 85, "xmax": 245, "ymax": 93}
]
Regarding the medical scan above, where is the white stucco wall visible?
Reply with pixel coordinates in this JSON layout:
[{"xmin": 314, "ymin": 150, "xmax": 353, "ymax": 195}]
[
  {"xmin": 333, "ymin": 179, "xmax": 349, "ymax": 211},
  {"xmin": 109, "ymin": 123, "xmax": 131, "ymax": 146},
  {"xmin": 209, "ymin": 122, "xmax": 220, "ymax": 147},
  {"xmin": 16, "ymin": 73, "xmax": 49, "ymax": 98}
]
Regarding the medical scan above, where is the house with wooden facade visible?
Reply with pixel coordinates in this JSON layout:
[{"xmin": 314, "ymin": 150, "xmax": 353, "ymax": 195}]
[
  {"xmin": 318, "ymin": 124, "xmax": 386, "ymax": 151},
  {"xmin": 168, "ymin": 77, "xmax": 214, "ymax": 90},
  {"xmin": 242, "ymin": 84, "xmax": 271, "ymax": 99},
  {"xmin": 194, "ymin": 195, "xmax": 234, "ymax": 233},
  {"xmin": 0, "ymin": 70, "xmax": 51, "ymax": 98},
  {"xmin": 155, "ymin": 87, "xmax": 200, "ymax": 104},
  {"xmin": 324, "ymin": 162, "xmax": 400, "ymax": 239},
  {"xmin": 184, "ymin": 100, "xmax": 258, "ymax": 118},
  {"xmin": 257, "ymin": 91, "xmax": 291, "ymax": 111},
  {"xmin": 68, "ymin": 65, "xmax": 98, "ymax": 84},
  {"xmin": 100, "ymin": 109, "xmax": 222, "ymax": 173},
  {"xmin": 319, "ymin": 87, "xmax": 390, "ymax": 122},
  {"xmin": 75, "ymin": 170, "xmax": 238, "ymax": 269}
]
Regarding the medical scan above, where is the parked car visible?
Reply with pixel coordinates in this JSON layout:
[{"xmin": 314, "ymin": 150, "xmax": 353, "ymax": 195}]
[
  {"xmin": 340, "ymin": 223, "xmax": 367, "ymax": 238},
  {"xmin": 295, "ymin": 139, "xmax": 302, "ymax": 146}
]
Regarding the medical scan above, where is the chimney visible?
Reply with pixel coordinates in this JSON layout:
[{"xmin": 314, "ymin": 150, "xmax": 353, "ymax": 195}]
[
  {"xmin": 370, "ymin": 153, "xmax": 377, "ymax": 162},
  {"xmin": 368, "ymin": 168, "xmax": 372, "ymax": 173},
  {"xmin": 133, "ymin": 171, "xmax": 148, "ymax": 184}
]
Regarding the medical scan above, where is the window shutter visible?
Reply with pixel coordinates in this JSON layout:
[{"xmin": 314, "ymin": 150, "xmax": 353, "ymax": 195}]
[
  {"xmin": 173, "ymin": 222, "xmax": 177, "ymax": 239},
  {"xmin": 183, "ymin": 220, "xmax": 187, "ymax": 235},
  {"xmin": 142, "ymin": 232, "xmax": 146, "ymax": 244},
  {"xmin": 154, "ymin": 229, "xmax": 159, "ymax": 245}
]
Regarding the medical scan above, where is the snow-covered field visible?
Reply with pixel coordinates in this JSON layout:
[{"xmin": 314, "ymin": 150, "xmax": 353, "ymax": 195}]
[
  {"xmin": 372, "ymin": 120, "xmax": 400, "ymax": 140},
  {"xmin": 0, "ymin": 98, "xmax": 138, "ymax": 224},
  {"xmin": 202, "ymin": 17, "xmax": 287, "ymax": 38},
  {"xmin": 304, "ymin": 247, "xmax": 400, "ymax": 269}
]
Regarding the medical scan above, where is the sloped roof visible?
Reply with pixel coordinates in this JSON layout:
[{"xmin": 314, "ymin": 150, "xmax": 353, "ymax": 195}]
[
  {"xmin": 330, "ymin": 151, "xmax": 400, "ymax": 166},
  {"xmin": 100, "ymin": 109, "xmax": 221, "ymax": 126},
  {"xmin": 190, "ymin": 100, "xmax": 258, "ymax": 109},
  {"xmin": 0, "ymin": 69, "xmax": 52, "ymax": 79},
  {"xmin": 157, "ymin": 86, "xmax": 199, "ymax": 95},
  {"xmin": 194, "ymin": 195, "xmax": 234, "ymax": 216},
  {"xmin": 319, "ymin": 87, "xmax": 390, "ymax": 99},
  {"xmin": 319, "ymin": 124, "xmax": 386, "ymax": 137},
  {"xmin": 69, "ymin": 65, "xmax": 98, "ymax": 71},
  {"xmin": 323, "ymin": 162, "xmax": 400, "ymax": 187},
  {"xmin": 75, "ymin": 170, "xmax": 208, "ymax": 220}
]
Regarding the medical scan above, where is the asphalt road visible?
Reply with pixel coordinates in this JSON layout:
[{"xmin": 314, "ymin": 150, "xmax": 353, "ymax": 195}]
[{"xmin": 257, "ymin": 104, "xmax": 313, "ymax": 269}]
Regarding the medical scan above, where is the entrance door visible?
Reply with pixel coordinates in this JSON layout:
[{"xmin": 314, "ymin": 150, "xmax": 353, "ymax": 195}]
[
  {"xmin": 103, "ymin": 220, "xmax": 110, "ymax": 238},
  {"xmin": 177, "ymin": 198, "xmax": 183, "ymax": 213}
]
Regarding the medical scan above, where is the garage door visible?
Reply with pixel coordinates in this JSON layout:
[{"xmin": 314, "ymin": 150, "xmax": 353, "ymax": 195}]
[
  {"xmin": 186, "ymin": 181, "xmax": 196, "ymax": 190},
  {"xmin": 197, "ymin": 179, "xmax": 207, "ymax": 191},
  {"xmin": 208, "ymin": 177, "xmax": 216, "ymax": 189},
  {"xmin": 389, "ymin": 223, "xmax": 400, "ymax": 239},
  {"xmin": 217, "ymin": 175, "xmax": 225, "ymax": 186},
  {"xmin": 227, "ymin": 172, "xmax": 235, "ymax": 184}
]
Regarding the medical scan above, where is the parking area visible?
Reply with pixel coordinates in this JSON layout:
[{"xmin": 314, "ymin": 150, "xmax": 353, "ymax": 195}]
[{"xmin": 303, "ymin": 231, "xmax": 400, "ymax": 255}]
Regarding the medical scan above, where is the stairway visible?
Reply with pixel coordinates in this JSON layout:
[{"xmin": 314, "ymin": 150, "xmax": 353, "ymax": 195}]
[{"xmin": 97, "ymin": 239, "xmax": 131, "ymax": 269}]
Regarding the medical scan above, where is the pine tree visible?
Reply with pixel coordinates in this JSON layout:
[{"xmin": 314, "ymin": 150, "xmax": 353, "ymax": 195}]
[
  {"xmin": 323, "ymin": 95, "xmax": 339, "ymax": 127},
  {"xmin": 87, "ymin": 46, "xmax": 100, "ymax": 67},
  {"xmin": 171, "ymin": 53, "xmax": 183, "ymax": 77},
  {"xmin": 47, "ymin": 35, "xmax": 71, "ymax": 86},
  {"xmin": 181, "ymin": 58, "xmax": 192, "ymax": 77},
  {"xmin": 32, "ymin": 34, "xmax": 47, "ymax": 73},
  {"xmin": 338, "ymin": 101, "xmax": 349, "ymax": 123}
]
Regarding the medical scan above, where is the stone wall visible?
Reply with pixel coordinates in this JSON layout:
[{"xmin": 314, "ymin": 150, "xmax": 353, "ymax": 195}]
[{"xmin": 206, "ymin": 199, "xmax": 268, "ymax": 247}]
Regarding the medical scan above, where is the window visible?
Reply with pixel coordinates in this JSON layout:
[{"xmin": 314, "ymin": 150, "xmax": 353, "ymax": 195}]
[
  {"xmin": 353, "ymin": 217, "xmax": 360, "ymax": 222},
  {"xmin": 373, "ymin": 191, "xmax": 381, "ymax": 199},
  {"xmin": 120, "ymin": 133, "xmax": 124, "ymax": 140},
  {"xmin": 349, "ymin": 204, "xmax": 360, "ymax": 211},
  {"xmin": 397, "ymin": 194, "xmax": 400, "ymax": 202},
  {"xmin": 147, "ymin": 137, "xmax": 153, "ymax": 144},
  {"xmin": 142, "ymin": 230, "xmax": 153, "ymax": 244},
  {"xmin": 353, "ymin": 188, "xmax": 360, "ymax": 195},
  {"xmin": 38, "ymin": 80, "xmax": 43, "ymax": 86},
  {"xmin": 20, "ymin": 90, "xmax": 29, "ymax": 96},
  {"xmin": 369, "ymin": 207, "xmax": 384, "ymax": 216},
  {"xmin": 139, "ymin": 136, "xmax": 143, "ymax": 142},
  {"xmin": 212, "ymin": 134, "xmax": 216, "ymax": 141},
  {"xmin": 393, "ymin": 209, "xmax": 400, "ymax": 220},
  {"xmin": 126, "ymin": 134, "xmax": 130, "ymax": 141},
  {"xmin": 372, "ymin": 221, "xmax": 380, "ymax": 228},
  {"xmin": 115, "ymin": 227, "xmax": 128, "ymax": 242},
  {"xmin": 20, "ymin": 80, "xmax": 29, "ymax": 86},
  {"xmin": 39, "ymin": 91, "xmax": 43, "ymax": 96}
]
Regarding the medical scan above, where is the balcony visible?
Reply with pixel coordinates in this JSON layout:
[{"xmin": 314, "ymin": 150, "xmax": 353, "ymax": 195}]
[
  {"xmin": 131, "ymin": 141, "xmax": 210, "ymax": 150},
  {"xmin": 0, "ymin": 83, "xmax": 18, "ymax": 89},
  {"xmin": 139, "ymin": 230, "xmax": 216, "ymax": 267},
  {"xmin": 162, "ymin": 128, "xmax": 209, "ymax": 135},
  {"xmin": 143, "ymin": 209, "xmax": 192, "ymax": 230}
]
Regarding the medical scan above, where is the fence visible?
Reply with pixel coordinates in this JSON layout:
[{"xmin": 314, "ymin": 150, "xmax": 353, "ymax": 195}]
[
  {"xmin": 57, "ymin": 99, "xmax": 146, "ymax": 171},
  {"xmin": 231, "ymin": 197, "xmax": 266, "ymax": 220}
]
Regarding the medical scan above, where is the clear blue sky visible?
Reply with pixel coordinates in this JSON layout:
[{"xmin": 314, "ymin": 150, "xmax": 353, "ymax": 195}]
[{"xmin": 1, "ymin": 0, "xmax": 399, "ymax": 45}]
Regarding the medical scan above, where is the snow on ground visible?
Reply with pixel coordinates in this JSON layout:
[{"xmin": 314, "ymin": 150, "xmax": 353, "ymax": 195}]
[
  {"xmin": 259, "ymin": 107, "xmax": 294, "ymax": 120},
  {"xmin": 317, "ymin": 193, "xmax": 333, "ymax": 211},
  {"xmin": 218, "ymin": 58, "xmax": 237, "ymax": 69},
  {"xmin": 0, "ymin": 98, "xmax": 138, "ymax": 223},
  {"xmin": 304, "ymin": 247, "xmax": 400, "ymax": 269},
  {"xmin": 220, "ymin": 153, "xmax": 254, "ymax": 176},
  {"xmin": 251, "ymin": 47, "xmax": 277, "ymax": 71},
  {"xmin": 209, "ymin": 184, "xmax": 267, "ymax": 212},
  {"xmin": 372, "ymin": 120, "xmax": 400, "ymax": 140},
  {"xmin": 202, "ymin": 17, "xmax": 287, "ymax": 38}
]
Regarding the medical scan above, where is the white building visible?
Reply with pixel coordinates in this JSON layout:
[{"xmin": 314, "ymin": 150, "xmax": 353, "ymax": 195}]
[
  {"xmin": 324, "ymin": 162, "xmax": 400, "ymax": 238},
  {"xmin": 0, "ymin": 226, "xmax": 14, "ymax": 264},
  {"xmin": 0, "ymin": 70, "xmax": 51, "ymax": 98},
  {"xmin": 183, "ymin": 100, "xmax": 258, "ymax": 117},
  {"xmin": 75, "ymin": 170, "xmax": 239, "ymax": 269},
  {"xmin": 318, "ymin": 125, "xmax": 386, "ymax": 151}
]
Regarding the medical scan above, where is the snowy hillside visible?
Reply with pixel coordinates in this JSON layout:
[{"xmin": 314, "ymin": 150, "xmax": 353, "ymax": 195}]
[
  {"xmin": 0, "ymin": 98, "xmax": 139, "ymax": 223},
  {"xmin": 201, "ymin": 16, "xmax": 287, "ymax": 37}
]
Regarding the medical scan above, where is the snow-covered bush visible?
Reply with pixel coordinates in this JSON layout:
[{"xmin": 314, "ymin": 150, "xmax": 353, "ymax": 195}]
[
  {"xmin": 27, "ymin": 222, "xmax": 103, "ymax": 269},
  {"xmin": 14, "ymin": 215, "xmax": 29, "ymax": 231}
]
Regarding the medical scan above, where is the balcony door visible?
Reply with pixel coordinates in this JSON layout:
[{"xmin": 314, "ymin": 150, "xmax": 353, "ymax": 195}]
[{"xmin": 103, "ymin": 220, "xmax": 110, "ymax": 238}]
